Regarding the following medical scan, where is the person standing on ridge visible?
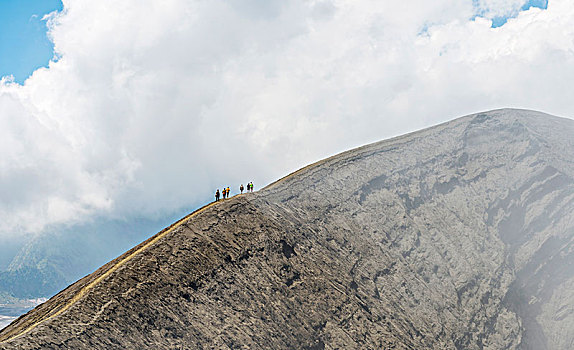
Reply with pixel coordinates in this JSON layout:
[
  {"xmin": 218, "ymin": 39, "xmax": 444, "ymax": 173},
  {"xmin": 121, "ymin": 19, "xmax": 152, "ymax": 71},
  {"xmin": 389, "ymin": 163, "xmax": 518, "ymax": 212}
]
[
  {"xmin": 226, "ymin": 187, "xmax": 230, "ymax": 198},
  {"xmin": 215, "ymin": 189, "xmax": 220, "ymax": 201},
  {"xmin": 240, "ymin": 184, "xmax": 244, "ymax": 194},
  {"xmin": 222, "ymin": 188, "xmax": 226, "ymax": 199}
]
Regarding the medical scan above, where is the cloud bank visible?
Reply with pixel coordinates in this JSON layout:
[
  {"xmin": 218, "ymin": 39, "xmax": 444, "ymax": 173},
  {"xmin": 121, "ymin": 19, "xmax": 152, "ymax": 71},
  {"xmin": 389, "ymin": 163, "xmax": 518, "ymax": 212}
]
[{"xmin": 0, "ymin": 0, "xmax": 572, "ymax": 237}]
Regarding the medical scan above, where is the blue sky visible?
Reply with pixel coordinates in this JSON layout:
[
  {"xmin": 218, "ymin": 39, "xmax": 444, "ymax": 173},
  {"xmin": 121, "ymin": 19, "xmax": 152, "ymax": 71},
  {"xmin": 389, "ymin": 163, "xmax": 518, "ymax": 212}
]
[
  {"xmin": 490, "ymin": 0, "xmax": 548, "ymax": 27},
  {"xmin": 0, "ymin": 0, "xmax": 62, "ymax": 84}
]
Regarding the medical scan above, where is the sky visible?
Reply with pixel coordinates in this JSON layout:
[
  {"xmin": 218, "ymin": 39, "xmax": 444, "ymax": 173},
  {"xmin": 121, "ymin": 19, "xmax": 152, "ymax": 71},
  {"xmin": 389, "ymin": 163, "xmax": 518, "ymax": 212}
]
[
  {"xmin": 0, "ymin": 0, "xmax": 63, "ymax": 84},
  {"xmin": 0, "ymin": 0, "xmax": 571, "ymax": 240}
]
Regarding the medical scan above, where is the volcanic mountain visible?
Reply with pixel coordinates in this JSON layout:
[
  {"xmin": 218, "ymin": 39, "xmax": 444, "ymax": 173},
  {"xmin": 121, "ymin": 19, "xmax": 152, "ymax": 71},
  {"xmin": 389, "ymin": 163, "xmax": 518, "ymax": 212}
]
[{"xmin": 1, "ymin": 109, "xmax": 573, "ymax": 349}]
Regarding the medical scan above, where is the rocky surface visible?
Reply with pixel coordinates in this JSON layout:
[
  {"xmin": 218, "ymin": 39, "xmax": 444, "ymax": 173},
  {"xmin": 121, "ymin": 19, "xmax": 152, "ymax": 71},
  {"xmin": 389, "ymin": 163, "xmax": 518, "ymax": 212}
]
[{"xmin": 0, "ymin": 109, "xmax": 573, "ymax": 349}]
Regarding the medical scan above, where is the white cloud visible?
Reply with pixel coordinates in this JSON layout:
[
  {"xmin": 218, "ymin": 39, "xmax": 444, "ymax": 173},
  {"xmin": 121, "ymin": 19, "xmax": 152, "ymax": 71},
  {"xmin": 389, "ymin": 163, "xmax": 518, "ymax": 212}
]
[{"xmin": 0, "ymin": 0, "xmax": 572, "ymax": 237}]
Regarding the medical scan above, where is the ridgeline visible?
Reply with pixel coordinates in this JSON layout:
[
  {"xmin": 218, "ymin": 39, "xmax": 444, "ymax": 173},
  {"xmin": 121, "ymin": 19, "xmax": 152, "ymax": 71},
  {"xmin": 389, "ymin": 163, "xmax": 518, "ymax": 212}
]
[{"xmin": 1, "ymin": 109, "xmax": 573, "ymax": 349}]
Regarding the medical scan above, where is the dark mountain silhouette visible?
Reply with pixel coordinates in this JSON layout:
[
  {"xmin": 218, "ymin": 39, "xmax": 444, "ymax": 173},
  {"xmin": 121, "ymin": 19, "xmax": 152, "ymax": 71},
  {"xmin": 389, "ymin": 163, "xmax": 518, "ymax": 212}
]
[{"xmin": 1, "ymin": 109, "xmax": 573, "ymax": 349}]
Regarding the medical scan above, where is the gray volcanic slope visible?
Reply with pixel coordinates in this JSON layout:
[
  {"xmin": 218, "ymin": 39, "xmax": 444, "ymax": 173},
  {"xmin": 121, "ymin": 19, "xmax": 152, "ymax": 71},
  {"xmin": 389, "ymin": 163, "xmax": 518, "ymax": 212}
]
[{"xmin": 1, "ymin": 109, "xmax": 573, "ymax": 349}]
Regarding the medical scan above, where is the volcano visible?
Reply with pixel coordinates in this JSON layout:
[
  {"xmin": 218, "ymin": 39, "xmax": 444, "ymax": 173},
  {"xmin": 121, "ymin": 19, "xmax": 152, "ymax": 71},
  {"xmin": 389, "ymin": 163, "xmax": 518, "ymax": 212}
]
[{"xmin": 1, "ymin": 109, "xmax": 573, "ymax": 349}]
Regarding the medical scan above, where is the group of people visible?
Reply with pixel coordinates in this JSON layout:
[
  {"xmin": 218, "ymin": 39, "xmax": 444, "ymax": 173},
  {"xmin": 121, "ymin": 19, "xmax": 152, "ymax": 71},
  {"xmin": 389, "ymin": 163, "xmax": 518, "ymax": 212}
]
[
  {"xmin": 215, "ymin": 182, "xmax": 254, "ymax": 201},
  {"xmin": 240, "ymin": 182, "xmax": 254, "ymax": 194},
  {"xmin": 215, "ymin": 187, "xmax": 230, "ymax": 201}
]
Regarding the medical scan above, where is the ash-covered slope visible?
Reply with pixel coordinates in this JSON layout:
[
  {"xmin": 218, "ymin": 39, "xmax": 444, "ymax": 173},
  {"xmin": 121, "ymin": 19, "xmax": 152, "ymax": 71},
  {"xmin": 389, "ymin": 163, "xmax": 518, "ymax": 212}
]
[{"xmin": 1, "ymin": 109, "xmax": 573, "ymax": 349}]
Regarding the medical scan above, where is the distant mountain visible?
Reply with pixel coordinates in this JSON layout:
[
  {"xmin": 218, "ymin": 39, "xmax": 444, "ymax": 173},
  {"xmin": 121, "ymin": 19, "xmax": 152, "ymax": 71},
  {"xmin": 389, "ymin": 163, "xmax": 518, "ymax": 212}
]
[
  {"xmin": 1, "ymin": 109, "xmax": 573, "ymax": 349},
  {"xmin": 0, "ymin": 216, "xmax": 183, "ymax": 299},
  {"xmin": 0, "ymin": 237, "xmax": 26, "ymax": 272}
]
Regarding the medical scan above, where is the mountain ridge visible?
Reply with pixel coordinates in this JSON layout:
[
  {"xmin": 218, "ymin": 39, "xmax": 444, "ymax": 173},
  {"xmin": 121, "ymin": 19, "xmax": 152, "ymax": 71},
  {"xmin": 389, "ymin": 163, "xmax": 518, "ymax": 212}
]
[{"xmin": 1, "ymin": 108, "xmax": 573, "ymax": 349}]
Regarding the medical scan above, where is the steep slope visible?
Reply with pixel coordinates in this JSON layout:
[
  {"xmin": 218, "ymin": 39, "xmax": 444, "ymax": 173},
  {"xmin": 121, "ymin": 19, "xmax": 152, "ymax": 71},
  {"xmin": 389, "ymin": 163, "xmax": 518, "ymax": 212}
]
[{"xmin": 1, "ymin": 109, "xmax": 573, "ymax": 349}]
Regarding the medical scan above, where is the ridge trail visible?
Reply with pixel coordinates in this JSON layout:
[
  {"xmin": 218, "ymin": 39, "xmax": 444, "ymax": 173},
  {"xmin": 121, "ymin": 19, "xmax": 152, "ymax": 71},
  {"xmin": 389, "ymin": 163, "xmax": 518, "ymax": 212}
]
[{"xmin": 0, "ymin": 195, "xmax": 243, "ymax": 344}]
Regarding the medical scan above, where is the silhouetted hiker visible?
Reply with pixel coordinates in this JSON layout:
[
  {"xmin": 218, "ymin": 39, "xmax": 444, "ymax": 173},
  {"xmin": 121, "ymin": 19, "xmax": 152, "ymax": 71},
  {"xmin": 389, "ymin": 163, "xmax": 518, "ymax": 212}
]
[
  {"xmin": 222, "ymin": 188, "xmax": 226, "ymax": 199},
  {"xmin": 249, "ymin": 182, "xmax": 254, "ymax": 192},
  {"xmin": 240, "ymin": 184, "xmax": 244, "ymax": 194},
  {"xmin": 215, "ymin": 189, "xmax": 220, "ymax": 201},
  {"xmin": 226, "ymin": 187, "xmax": 230, "ymax": 198}
]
